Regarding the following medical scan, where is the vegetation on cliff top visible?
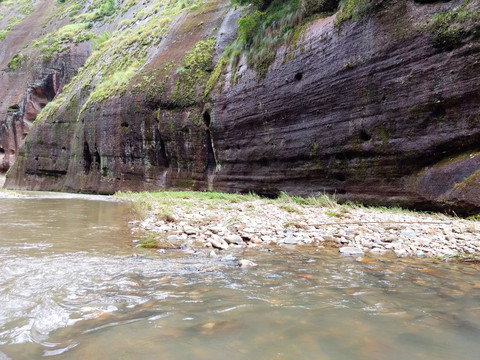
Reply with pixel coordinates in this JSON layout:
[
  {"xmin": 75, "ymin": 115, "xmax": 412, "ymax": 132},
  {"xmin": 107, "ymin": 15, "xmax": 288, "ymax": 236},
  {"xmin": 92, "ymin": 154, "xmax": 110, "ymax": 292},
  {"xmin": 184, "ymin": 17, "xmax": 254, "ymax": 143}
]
[{"xmin": 226, "ymin": 0, "xmax": 340, "ymax": 78}]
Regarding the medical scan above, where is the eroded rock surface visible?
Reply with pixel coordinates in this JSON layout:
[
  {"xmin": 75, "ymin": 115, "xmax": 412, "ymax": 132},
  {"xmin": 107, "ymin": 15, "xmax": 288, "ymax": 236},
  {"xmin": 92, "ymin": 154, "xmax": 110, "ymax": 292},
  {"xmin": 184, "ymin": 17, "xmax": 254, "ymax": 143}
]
[{"xmin": 2, "ymin": 0, "xmax": 480, "ymax": 213}]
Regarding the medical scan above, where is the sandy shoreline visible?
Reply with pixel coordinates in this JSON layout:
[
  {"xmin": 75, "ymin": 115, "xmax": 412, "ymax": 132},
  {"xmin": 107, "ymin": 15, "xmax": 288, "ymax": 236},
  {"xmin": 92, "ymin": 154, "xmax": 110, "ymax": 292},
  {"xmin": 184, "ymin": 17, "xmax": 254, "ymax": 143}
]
[{"xmin": 120, "ymin": 192, "xmax": 480, "ymax": 260}]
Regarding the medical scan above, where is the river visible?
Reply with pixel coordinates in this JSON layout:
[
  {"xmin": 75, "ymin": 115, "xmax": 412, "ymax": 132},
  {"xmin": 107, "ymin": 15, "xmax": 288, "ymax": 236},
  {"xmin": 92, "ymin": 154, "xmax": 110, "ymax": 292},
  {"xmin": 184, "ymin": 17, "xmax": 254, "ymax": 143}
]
[{"xmin": 0, "ymin": 192, "xmax": 479, "ymax": 359}]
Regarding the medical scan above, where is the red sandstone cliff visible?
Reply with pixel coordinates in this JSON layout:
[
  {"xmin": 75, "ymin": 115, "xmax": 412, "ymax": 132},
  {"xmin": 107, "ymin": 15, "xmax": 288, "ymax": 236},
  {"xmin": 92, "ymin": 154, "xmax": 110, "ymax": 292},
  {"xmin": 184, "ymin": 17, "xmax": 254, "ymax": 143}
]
[{"xmin": 2, "ymin": 0, "xmax": 480, "ymax": 214}]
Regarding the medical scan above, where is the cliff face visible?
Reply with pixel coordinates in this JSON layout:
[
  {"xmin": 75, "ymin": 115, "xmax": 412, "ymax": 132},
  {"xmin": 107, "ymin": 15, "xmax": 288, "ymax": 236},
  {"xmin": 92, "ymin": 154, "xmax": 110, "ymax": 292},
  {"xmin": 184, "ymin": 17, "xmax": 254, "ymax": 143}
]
[{"xmin": 2, "ymin": 0, "xmax": 480, "ymax": 213}]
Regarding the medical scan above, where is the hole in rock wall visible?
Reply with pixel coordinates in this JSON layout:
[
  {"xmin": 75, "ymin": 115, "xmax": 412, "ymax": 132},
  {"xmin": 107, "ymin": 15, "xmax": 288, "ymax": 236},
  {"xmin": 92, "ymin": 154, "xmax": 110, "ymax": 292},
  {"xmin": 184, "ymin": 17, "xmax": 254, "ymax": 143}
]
[
  {"xmin": 359, "ymin": 129, "xmax": 372, "ymax": 141},
  {"xmin": 0, "ymin": 148, "xmax": 5, "ymax": 154},
  {"xmin": 294, "ymin": 72, "xmax": 303, "ymax": 81},
  {"xmin": 83, "ymin": 141, "xmax": 92, "ymax": 174},
  {"xmin": 335, "ymin": 173, "xmax": 346, "ymax": 182},
  {"xmin": 432, "ymin": 102, "xmax": 446, "ymax": 118}
]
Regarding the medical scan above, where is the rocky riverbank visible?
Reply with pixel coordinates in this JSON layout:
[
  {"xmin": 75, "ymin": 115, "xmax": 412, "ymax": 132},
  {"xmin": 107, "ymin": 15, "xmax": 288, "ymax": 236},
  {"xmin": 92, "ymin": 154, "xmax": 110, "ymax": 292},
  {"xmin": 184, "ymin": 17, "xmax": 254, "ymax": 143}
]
[{"xmin": 118, "ymin": 191, "xmax": 480, "ymax": 260}]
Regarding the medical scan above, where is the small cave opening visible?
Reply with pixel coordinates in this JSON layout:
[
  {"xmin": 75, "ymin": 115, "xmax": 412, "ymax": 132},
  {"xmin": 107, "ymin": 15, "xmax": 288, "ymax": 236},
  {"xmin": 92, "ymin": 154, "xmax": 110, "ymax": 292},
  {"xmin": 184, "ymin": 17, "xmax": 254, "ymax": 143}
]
[
  {"xmin": 294, "ymin": 72, "xmax": 303, "ymax": 81},
  {"xmin": 359, "ymin": 129, "xmax": 372, "ymax": 142},
  {"xmin": 0, "ymin": 148, "xmax": 4, "ymax": 154},
  {"xmin": 203, "ymin": 110, "xmax": 211, "ymax": 128},
  {"xmin": 121, "ymin": 122, "xmax": 129, "ymax": 128},
  {"xmin": 335, "ymin": 173, "xmax": 346, "ymax": 182},
  {"xmin": 83, "ymin": 141, "xmax": 92, "ymax": 174}
]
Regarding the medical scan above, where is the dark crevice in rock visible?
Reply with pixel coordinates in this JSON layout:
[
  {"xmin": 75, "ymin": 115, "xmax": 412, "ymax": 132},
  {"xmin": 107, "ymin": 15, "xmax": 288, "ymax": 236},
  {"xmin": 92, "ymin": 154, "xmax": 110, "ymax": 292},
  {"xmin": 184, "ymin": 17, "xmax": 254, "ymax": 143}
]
[
  {"xmin": 155, "ymin": 129, "xmax": 169, "ymax": 168},
  {"xmin": 36, "ymin": 169, "xmax": 67, "ymax": 177},
  {"xmin": 335, "ymin": 151, "xmax": 355, "ymax": 161},
  {"xmin": 206, "ymin": 130, "xmax": 216, "ymax": 174},
  {"xmin": 294, "ymin": 72, "xmax": 303, "ymax": 81},
  {"xmin": 335, "ymin": 173, "xmax": 347, "ymax": 182},
  {"xmin": 203, "ymin": 110, "xmax": 211, "ymax": 127},
  {"xmin": 204, "ymin": 110, "xmax": 216, "ymax": 175},
  {"xmin": 359, "ymin": 129, "xmax": 372, "ymax": 141},
  {"xmin": 94, "ymin": 147, "xmax": 101, "ymax": 170},
  {"xmin": 83, "ymin": 141, "xmax": 92, "ymax": 174}
]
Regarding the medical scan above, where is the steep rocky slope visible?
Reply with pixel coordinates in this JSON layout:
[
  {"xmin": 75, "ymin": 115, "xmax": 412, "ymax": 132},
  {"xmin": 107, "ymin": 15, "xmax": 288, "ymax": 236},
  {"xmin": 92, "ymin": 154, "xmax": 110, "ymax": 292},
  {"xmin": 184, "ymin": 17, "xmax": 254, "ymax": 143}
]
[{"xmin": 1, "ymin": 0, "xmax": 480, "ymax": 214}]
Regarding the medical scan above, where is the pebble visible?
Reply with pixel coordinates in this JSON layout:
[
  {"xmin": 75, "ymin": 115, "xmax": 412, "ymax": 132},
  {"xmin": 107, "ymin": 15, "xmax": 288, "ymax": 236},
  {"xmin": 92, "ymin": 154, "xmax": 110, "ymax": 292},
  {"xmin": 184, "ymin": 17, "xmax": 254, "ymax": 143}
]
[
  {"xmin": 284, "ymin": 235, "xmax": 299, "ymax": 245},
  {"xmin": 224, "ymin": 235, "xmax": 244, "ymax": 245},
  {"xmin": 209, "ymin": 239, "xmax": 228, "ymax": 250},
  {"xmin": 222, "ymin": 254, "xmax": 237, "ymax": 262},
  {"xmin": 339, "ymin": 247, "xmax": 364, "ymax": 257},
  {"xmin": 167, "ymin": 235, "xmax": 179, "ymax": 241},
  {"xmin": 369, "ymin": 248, "xmax": 388, "ymax": 255},
  {"xmin": 183, "ymin": 226, "xmax": 196, "ymax": 235},
  {"xmin": 394, "ymin": 249, "xmax": 408, "ymax": 257},
  {"xmin": 239, "ymin": 259, "xmax": 258, "ymax": 268},
  {"xmin": 400, "ymin": 229, "xmax": 416, "ymax": 237}
]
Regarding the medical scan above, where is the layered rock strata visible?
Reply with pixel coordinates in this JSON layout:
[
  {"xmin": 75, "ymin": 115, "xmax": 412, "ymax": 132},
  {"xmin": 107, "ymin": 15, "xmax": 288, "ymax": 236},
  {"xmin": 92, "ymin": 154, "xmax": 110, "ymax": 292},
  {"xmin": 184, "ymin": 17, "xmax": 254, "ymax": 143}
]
[{"xmin": 2, "ymin": 0, "xmax": 480, "ymax": 213}]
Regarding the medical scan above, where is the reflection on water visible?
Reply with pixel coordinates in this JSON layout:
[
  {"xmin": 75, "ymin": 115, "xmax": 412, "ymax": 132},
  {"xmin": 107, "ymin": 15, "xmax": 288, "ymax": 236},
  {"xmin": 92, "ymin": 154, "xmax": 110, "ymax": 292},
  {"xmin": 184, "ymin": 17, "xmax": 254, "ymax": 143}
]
[{"xmin": 1, "ymin": 194, "xmax": 480, "ymax": 359}]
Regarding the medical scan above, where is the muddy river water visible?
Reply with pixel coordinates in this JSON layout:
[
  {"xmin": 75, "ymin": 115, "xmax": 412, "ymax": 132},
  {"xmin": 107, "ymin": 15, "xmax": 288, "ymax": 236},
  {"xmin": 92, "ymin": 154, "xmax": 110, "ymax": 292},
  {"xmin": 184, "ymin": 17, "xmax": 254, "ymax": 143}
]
[{"xmin": 0, "ymin": 192, "xmax": 480, "ymax": 359}]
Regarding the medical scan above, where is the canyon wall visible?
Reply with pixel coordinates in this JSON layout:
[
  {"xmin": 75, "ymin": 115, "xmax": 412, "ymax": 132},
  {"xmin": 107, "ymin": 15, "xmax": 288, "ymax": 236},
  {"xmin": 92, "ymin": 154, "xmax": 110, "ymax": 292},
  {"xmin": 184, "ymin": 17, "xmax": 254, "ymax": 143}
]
[{"xmin": 2, "ymin": 0, "xmax": 480, "ymax": 213}]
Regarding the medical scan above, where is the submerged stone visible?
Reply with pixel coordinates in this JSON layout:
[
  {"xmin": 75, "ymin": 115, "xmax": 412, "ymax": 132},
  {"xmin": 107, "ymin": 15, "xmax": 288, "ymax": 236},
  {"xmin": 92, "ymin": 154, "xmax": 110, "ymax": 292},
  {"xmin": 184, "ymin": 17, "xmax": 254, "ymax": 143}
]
[{"xmin": 339, "ymin": 247, "xmax": 365, "ymax": 257}]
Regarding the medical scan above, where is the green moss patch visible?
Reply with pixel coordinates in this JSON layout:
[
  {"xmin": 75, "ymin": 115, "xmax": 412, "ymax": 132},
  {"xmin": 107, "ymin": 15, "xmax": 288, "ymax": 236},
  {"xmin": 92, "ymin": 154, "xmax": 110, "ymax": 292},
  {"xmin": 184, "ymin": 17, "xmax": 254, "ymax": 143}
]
[
  {"xmin": 171, "ymin": 36, "xmax": 216, "ymax": 108},
  {"xmin": 428, "ymin": 0, "xmax": 480, "ymax": 50}
]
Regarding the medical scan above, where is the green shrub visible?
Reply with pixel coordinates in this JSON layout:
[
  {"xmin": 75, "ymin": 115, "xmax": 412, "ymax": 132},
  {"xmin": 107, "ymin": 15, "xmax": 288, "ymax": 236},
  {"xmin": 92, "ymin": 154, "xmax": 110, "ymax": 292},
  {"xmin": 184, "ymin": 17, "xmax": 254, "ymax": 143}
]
[{"xmin": 7, "ymin": 52, "xmax": 24, "ymax": 70}]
